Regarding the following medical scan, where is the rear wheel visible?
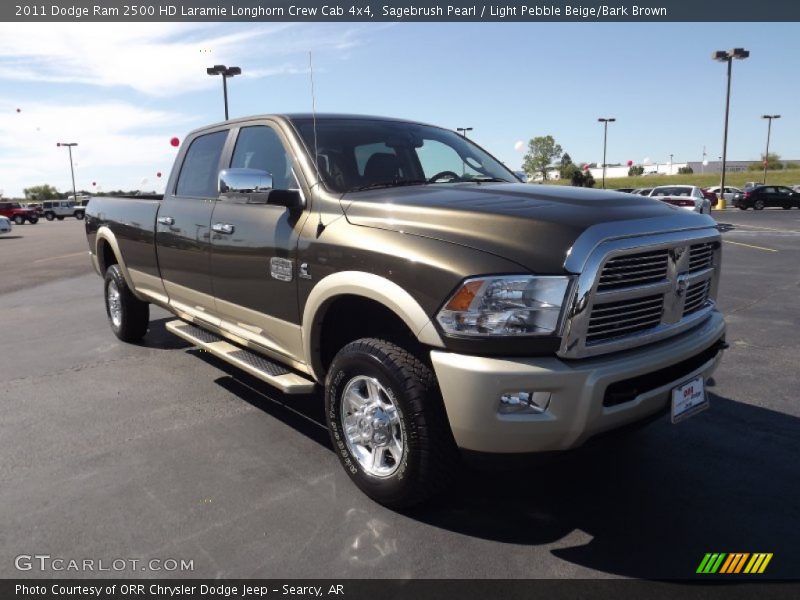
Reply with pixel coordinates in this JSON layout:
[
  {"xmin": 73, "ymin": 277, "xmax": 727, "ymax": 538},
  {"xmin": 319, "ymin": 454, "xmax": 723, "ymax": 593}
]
[
  {"xmin": 75, "ymin": 211, "xmax": 85, "ymax": 220},
  {"xmin": 325, "ymin": 338, "xmax": 459, "ymax": 508},
  {"xmin": 754, "ymin": 199, "xmax": 765, "ymax": 210},
  {"xmin": 738, "ymin": 205, "xmax": 748, "ymax": 210},
  {"xmin": 45, "ymin": 212, "xmax": 55, "ymax": 221},
  {"xmin": 104, "ymin": 264, "xmax": 149, "ymax": 342},
  {"xmin": 782, "ymin": 204, "xmax": 791, "ymax": 210},
  {"xmin": 27, "ymin": 216, "xmax": 38, "ymax": 224}
]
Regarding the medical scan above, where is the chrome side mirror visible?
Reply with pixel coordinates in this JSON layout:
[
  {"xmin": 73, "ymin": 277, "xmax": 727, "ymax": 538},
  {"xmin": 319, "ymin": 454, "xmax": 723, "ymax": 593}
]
[{"xmin": 219, "ymin": 168, "xmax": 273, "ymax": 194}]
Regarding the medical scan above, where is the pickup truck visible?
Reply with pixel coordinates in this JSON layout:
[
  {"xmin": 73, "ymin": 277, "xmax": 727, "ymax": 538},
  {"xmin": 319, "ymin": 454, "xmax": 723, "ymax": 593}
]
[{"xmin": 85, "ymin": 114, "xmax": 726, "ymax": 507}]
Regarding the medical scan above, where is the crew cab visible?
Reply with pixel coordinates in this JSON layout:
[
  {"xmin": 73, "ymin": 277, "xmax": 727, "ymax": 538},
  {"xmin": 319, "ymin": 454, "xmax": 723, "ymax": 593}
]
[
  {"xmin": 0, "ymin": 201, "xmax": 39, "ymax": 225},
  {"xmin": 85, "ymin": 114, "xmax": 726, "ymax": 507}
]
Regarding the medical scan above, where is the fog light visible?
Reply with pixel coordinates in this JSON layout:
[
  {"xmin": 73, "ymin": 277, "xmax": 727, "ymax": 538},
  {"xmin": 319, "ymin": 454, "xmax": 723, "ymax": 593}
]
[{"xmin": 498, "ymin": 391, "xmax": 551, "ymax": 415}]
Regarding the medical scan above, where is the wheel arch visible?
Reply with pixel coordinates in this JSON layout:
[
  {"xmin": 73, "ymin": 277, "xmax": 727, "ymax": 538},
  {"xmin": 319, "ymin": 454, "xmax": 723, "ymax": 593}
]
[
  {"xmin": 302, "ymin": 271, "xmax": 445, "ymax": 382},
  {"xmin": 95, "ymin": 227, "xmax": 145, "ymax": 301}
]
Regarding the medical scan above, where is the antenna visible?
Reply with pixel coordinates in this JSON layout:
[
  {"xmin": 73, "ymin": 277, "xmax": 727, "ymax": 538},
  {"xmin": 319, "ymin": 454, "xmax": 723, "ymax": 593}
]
[{"xmin": 309, "ymin": 51, "xmax": 325, "ymax": 236}]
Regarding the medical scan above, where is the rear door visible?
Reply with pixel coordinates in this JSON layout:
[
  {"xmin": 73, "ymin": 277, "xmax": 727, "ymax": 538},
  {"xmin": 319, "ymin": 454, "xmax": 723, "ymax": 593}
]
[
  {"xmin": 209, "ymin": 121, "xmax": 310, "ymax": 363},
  {"xmin": 156, "ymin": 128, "xmax": 229, "ymax": 323}
]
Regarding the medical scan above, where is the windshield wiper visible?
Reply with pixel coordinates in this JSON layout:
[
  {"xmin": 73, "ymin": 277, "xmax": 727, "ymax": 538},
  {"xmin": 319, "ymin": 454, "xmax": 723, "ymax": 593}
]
[
  {"xmin": 346, "ymin": 179, "xmax": 428, "ymax": 192},
  {"xmin": 470, "ymin": 177, "xmax": 509, "ymax": 183}
]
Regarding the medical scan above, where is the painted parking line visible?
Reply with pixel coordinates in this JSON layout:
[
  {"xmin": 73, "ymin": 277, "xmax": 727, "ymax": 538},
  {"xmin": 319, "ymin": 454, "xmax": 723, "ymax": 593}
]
[
  {"xmin": 722, "ymin": 223, "xmax": 800, "ymax": 234},
  {"xmin": 723, "ymin": 240, "xmax": 778, "ymax": 252},
  {"xmin": 33, "ymin": 251, "xmax": 87, "ymax": 264}
]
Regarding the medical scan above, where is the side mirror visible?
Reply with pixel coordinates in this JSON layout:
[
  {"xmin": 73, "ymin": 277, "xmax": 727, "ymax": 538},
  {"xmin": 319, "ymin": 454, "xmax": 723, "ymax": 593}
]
[
  {"xmin": 219, "ymin": 168, "xmax": 273, "ymax": 194},
  {"xmin": 266, "ymin": 189, "xmax": 303, "ymax": 210}
]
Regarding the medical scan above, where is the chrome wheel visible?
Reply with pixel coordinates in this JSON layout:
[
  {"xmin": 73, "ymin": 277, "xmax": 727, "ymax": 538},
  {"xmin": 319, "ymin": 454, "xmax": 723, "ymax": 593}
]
[
  {"xmin": 107, "ymin": 279, "xmax": 122, "ymax": 327},
  {"xmin": 340, "ymin": 375, "xmax": 404, "ymax": 478}
]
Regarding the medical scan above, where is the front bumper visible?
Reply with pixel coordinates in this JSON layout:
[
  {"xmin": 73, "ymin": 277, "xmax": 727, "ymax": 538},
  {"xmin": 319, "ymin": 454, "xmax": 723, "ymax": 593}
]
[{"xmin": 430, "ymin": 310, "xmax": 725, "ymax": 453}]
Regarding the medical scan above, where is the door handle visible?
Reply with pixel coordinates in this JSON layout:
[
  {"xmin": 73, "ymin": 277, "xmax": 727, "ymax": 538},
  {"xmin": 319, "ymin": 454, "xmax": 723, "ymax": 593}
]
[
  {"xmin": 212, "ymin": 223, "xmax": 235, "ymax": 234},
  {"xmin": 157, "ymin": 216, "xmax": 175, "ymax": 226}
]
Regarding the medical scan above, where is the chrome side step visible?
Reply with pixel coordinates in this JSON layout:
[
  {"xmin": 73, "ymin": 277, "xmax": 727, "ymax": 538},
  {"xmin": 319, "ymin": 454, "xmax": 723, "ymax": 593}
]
[{"xmin": 166, "ymin": 320, "xmax": 316, "ymax": 394}]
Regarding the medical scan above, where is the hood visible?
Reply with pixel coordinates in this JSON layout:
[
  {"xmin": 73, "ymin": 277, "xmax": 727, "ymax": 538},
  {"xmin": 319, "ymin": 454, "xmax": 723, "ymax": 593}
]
[{"xmin": 340, "ymin": 183, "xmax": 693, "ymax": 273}]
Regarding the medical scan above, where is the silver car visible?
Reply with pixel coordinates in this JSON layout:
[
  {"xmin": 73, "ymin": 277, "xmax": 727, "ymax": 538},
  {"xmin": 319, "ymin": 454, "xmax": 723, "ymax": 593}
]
[
  {"xmin": 705, "ymin": 185, "xmax": 742, "ymax": 202},
  {"xmin": 648, "ymin": 185, "xmax": 711, "ymax": 214}
]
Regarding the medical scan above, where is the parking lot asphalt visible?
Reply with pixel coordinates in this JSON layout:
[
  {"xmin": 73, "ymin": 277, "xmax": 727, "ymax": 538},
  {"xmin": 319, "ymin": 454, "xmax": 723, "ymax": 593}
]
[{"xmin": 0, "ymin": 209, "xmax": 798, "ymax": 579}]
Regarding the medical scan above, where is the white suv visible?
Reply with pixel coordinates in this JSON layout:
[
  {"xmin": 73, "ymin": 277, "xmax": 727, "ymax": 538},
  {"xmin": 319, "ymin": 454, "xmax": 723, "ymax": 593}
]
[{"xmin": 41, "ymin": 200, "xmax": 85, "ymax": 221}]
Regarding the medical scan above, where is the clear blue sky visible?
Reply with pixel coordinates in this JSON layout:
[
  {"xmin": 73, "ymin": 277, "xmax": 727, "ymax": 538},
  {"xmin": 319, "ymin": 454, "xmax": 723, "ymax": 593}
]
[{"xmin": 1, "ymin": 22, "xmax": 798, "ymax": 197}]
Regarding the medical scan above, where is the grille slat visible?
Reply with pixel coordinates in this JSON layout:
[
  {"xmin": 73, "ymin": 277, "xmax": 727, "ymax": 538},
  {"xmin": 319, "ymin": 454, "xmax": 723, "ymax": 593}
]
[
  {"xmin": 683, "ymin": 280, "xmax": 711, "ymax": 316},
  {"xmin": 597, "ymin": 250, "xmax": 669, "ymax": 291},
  {"xmin": 688, "ymin": 242, "xmax": 715, "ymax": 272},
  {"xmin": 586, "ymin": 293, "xmax": 664, "ymax": 344}
]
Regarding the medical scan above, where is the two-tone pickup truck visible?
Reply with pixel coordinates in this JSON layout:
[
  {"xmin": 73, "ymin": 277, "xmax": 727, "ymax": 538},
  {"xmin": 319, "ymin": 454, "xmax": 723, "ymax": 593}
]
[{"xmin": 86, "ymin": 114, "xmax": 726, "ymax": 507}]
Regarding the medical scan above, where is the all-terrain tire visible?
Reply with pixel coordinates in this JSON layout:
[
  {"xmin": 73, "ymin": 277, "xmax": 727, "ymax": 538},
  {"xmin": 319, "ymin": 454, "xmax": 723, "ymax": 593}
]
[{"xmin": 325, "ymin": 338, "xmax": 459, "ymax": 508}]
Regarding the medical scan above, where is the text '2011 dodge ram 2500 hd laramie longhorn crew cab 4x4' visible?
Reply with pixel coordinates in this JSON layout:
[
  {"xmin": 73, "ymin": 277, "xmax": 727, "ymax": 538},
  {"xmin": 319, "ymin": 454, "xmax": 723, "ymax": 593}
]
[{"xmin": 86, "ymin": 114, "xmax": 726, "ymax": 507}]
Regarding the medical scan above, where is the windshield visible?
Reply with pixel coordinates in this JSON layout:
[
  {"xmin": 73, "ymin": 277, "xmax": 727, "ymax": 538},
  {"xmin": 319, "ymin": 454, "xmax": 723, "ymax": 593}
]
[{"xmin": 293, "ymin": 118, "xmax": 517, "ymax": 193}]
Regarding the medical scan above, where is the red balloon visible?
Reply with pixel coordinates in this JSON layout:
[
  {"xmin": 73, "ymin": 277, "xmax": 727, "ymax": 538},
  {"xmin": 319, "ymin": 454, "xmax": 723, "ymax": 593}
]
[
  {"xmin": 92, "ymin": 181, "xmax": 96, "ymax": 186},
  {"xmin": 627, "ymin": 160, "xmax": 633, "ymax": 167},
  {"xmin": 16, "ymin": 108, "xmax": 21, "ymax": 113},
  {"xmin": 156, "ymin": 172, "xmax": 162, "ymax": 178},
  {"xmin": 170, "ymin": 137, "xmax": 180, "ymax": 147},
  {"xmin": 583, "ymin": 164, "xmax": 590, "ymax": 171}
]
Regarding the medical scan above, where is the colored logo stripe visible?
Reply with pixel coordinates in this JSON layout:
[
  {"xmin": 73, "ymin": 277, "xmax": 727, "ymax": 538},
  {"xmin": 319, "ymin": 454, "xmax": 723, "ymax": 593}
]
[{"xmin": 697, "ymin": 552, "xmax": 773, "ymax": 574}]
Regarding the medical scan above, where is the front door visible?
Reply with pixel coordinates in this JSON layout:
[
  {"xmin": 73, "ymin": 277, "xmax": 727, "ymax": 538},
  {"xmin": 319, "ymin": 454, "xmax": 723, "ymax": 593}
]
[
  {"xmin": 209, "ymin": 123, "xmax": 310, "ymax": 363},
  {"xmin": 156, "ymin": 128, "xmax": 229, "ymax": 323}
]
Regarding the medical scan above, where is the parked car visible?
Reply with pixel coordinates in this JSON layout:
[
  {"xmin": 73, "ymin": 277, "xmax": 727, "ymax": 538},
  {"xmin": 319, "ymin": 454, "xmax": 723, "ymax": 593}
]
[
  {"xmin": 630, "ymin": 188, "xmax": 653, "ymax": 196},
  {"xmin": 704, "ymin": 186, "xmax": 742, "ymax": 203},
  {"xmin": 41, "ymin": 200, "xmax": 85, "ymax": 221},
  {"xmin": 648, "ymin": 185, "xmax": 711, "ymax": 214},
  {"xmin": 0, "ymin": 201, "xmax": 39, "ymax": 224},
  {"xmin": 614, "ymin": 188, "xmax": 635, "ymax": 193},
  {"xmin": 85, "ymin": 113, "xmax": 726, "ymax": 507},
  {"xmin": 0, "ymin": 215, "xmax": 12, "ymax": 235},
  {"xmin": 700, "ymin": 188, "xmax": 718, "ymax": 208},
  {"xmin": 791, "ymin": 185, "xmax": 800, "ymax": 193},
  {"xmin": 743, "ymin": 181, "xmax": 761, "ymax": 192},
  {"xmin": 734, "ymin": 185, "xmax": 800, "ymax": 210}
]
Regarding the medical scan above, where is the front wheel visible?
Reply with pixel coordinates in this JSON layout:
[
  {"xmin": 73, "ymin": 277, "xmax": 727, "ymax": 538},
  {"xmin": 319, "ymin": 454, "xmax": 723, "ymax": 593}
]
[
  {"xmin": 75, "ymin": 211, "xmax": 85, "ymax": 220},
  {"xmin": 104, "ymin": 264, "xmax": 149, "ymax": 342},
  {"xmin": 754, "ymin": 199, "xmax": 765, "ymax": 210},
  {"xmin": 45, "ymin": 212, "xmax": 55, "ymax": 221},
  {"xmin": 27, "ymin": 216, "xmax": 38, "ymax": 224},
  {"xmin": 13, "ymin": 215, "xmax": 24, "ymax": 225},
  {"xmin": 325, "ymin": 338, "xmax": 459, "ymax": 508},
  {"xmin": 738, "ymin": 205, "xmax": 748, "ymax": 210}
]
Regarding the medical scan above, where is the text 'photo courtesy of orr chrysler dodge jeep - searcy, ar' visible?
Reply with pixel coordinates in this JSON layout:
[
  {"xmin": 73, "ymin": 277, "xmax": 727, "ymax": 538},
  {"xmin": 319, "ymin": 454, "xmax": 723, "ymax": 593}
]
[{"xmin": 85, "ymin": 114, "xmax": 727, "ymax": 508}]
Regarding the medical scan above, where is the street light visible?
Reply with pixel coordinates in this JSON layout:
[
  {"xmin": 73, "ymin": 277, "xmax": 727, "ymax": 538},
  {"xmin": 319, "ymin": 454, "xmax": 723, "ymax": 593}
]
[
  {"xmin": 761, "ymin": 114, "xmax": 781, "ymax": 184},
  {"xmin": 207, "ymin": 64, "xmax": 241, "ymax": 120},
  {"xmin": 456, "ymin": 127, "xmax": 473, "ymax": 138},
  {"xmin": 56, "ymin": 142, "xmax": 78, "ymax": 204},
  {"xmin": 597, "ymin": 117, "xmax": 615, "ymax": 188},
  {"xmin": 713, "ymin": 48, "xmax": 750, "ymax": 202}
]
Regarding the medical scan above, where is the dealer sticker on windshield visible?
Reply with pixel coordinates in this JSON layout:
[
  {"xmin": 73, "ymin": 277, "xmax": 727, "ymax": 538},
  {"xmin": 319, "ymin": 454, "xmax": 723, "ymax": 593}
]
[{"xmin": 671, "ymin": 376, "xmax": 708, "ymax": 423}]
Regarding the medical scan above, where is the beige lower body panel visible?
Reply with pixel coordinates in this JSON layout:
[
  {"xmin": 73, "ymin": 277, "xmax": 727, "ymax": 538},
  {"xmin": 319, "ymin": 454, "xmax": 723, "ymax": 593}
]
[{"xmin": 431, "ymin": 311, "xmax": 726, "ymax": 454}]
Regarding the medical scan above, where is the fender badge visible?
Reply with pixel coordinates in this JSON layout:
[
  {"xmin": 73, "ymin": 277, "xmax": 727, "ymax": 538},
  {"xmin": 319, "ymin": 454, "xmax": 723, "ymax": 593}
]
[{"xmin": 270, "ymin": 257, "xmax": 293, "ymax": 282}]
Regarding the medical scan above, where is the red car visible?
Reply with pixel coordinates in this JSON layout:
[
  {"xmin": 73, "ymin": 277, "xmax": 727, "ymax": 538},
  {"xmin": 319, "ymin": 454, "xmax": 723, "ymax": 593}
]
[
  {"xmin": 701, "ymin": 188, "xmax": 719, "ymax": 208},
  {"xmin": 0, "ymin": 201, "xmax": 39, "ymax": 224}
]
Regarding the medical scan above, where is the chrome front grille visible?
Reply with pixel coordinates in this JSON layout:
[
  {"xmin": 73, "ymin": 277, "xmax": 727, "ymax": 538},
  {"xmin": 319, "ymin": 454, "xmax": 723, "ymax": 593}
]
[
  {"xmin": 596, "ymin": 249, "xmax": 669, "ymax": 291},
  {"xmin": 558, "ymin": 228, "xmax": 722, "ymax": 359},
  {"xmin": 587, "ymin": 294, "xmax": 664, "ymax": 343}
]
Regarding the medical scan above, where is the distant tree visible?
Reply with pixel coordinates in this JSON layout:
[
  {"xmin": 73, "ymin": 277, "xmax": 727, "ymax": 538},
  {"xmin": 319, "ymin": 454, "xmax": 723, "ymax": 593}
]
[
  {"xmin": 628, "ymin": 165, "xmax": 644, "ymax": 176},
  {"xmin": 582, "ymin": 170, "xmax": 596, "ymax": 188},
  {"xmin": 559, "ymin": 152, "xmax": 575, "ymax": 179},
  {"xmin": 749, "ymin": 152, "xmax": 783, "ymax": 171},
  {"xmin": 560, "ymin": 153, "xmax": 572, "ymax": 167},
  {"xmin": 678, "ymin": 166, "xmax": 694, "ymax": 175},
  {"xmin": 562, "ymin": 164, "xmax": 595, "ymax": 188},
  {"xmin": 523, "ymin": 135, "xmax": 563, "ymax": 182},
  {"xmin": 23, "ymin": 184, "xmax": 59, "ymax": 200}
]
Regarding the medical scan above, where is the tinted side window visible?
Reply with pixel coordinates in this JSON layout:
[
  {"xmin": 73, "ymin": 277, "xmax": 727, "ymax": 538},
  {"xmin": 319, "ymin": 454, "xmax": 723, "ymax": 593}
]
[
  {"xmin": 230, "ymin": 126, "xmax": 297, "ymax": 190},
  {"xmin": 176, "ymin": 130, "xmax": 228, "ymax": 198}
]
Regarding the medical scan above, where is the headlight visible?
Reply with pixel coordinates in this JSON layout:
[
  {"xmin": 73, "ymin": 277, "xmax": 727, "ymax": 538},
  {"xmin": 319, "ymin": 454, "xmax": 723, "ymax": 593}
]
[{"xmin": 436, "ymin": 275, "xmax": 571, "ymax": 337}]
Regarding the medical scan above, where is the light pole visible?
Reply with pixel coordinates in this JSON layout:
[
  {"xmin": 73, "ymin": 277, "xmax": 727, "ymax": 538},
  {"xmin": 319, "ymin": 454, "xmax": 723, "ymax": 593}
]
[
  {"xmin": 713, "ymin": 48, "xmax": 749, "ymax": 203},
  {"xmin": 598, "ymin": 117, "xmax": 615, "ymax": 188},
  {"xmin": 761, "ymin": 114, "xmax": 780, "ymax": 184},
  {"xmin": 207, "ymin": 64, "xmax": 241, "ymax": 120},
  {"xmin": 669, "ymin": 153, "xmax": 674, "ymax": 174},
  {"xmin": 456, "ymin": 127, "xmax": 473, "ymax": 138},
  {"xmin": 56, "ymin": 142, "xmax": 78, "ymax": 203}
]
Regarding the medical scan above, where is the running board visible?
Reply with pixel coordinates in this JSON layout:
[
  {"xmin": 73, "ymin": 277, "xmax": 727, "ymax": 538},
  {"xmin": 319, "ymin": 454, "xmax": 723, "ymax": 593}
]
[{"xmin": 165, "ymin": 320, "xmax": 316, "ymax": 394}]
